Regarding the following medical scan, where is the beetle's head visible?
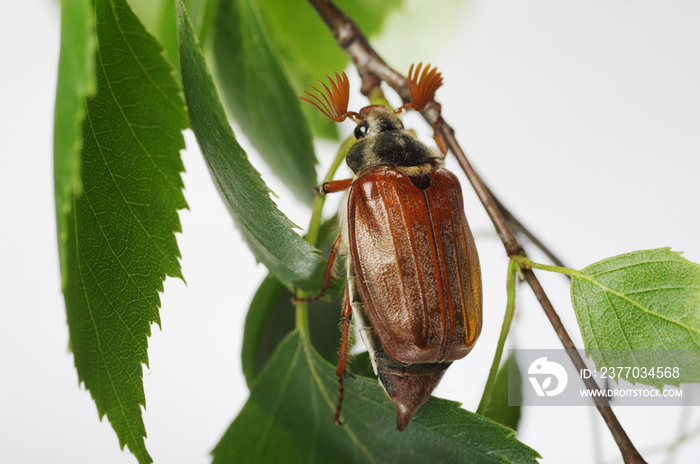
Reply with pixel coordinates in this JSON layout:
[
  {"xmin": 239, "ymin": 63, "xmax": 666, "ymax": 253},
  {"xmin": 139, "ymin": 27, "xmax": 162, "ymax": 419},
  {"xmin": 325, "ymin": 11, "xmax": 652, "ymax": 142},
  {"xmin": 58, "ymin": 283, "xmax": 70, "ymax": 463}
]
[
  {"xmin": 352, "ymin": 106, "xmax": 403, "ymax": 140},
  {"xmin": 300, "ymin": 63, "xmax": 443, "ymax": 138}
]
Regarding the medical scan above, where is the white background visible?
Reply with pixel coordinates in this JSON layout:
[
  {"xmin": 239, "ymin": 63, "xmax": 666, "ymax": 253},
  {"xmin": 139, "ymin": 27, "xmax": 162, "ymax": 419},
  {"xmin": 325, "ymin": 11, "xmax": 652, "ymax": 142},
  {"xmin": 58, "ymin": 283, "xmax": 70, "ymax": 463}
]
[{"xmin": 1, "ymin": 0, "xmax": 699, "ymax": 463}]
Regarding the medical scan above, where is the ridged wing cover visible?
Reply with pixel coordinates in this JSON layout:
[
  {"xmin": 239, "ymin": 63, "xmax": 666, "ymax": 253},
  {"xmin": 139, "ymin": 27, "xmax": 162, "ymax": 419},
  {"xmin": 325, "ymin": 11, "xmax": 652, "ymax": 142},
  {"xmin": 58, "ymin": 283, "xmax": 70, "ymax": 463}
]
[{"xmin": 347, "ymin": 168, "xmax": 482, "ymax": 365}]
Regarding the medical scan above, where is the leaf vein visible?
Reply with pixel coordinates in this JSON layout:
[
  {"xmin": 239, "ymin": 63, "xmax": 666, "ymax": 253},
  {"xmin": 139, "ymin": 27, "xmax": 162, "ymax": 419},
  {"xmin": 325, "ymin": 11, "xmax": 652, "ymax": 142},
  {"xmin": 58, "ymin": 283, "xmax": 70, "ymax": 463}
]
[
  {"xmin": 72, "ymin": 185, "xmax": 142, "ymax": 450},
  {"xmin": 100, "ymin": 0, "xmax": 184, "ymax": 196},
  {"xmin": 574, "ymin": 273, "xmax": 700, "ymax": 338},
  {"xmin": 301, "ymin": 337, "xmax": 376, "ymax": 464},
  {"xmin": 86, "ymin": 62, "xmax": 178, "ymax": 277},
  {"xmin": 253, "ymin": 340, "xmax": 303, "ymax": 463}
]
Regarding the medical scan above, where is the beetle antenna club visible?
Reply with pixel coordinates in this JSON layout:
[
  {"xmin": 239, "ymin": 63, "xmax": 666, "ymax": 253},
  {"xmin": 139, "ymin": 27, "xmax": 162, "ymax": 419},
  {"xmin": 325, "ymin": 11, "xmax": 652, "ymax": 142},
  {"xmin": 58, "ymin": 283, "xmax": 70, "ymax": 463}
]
[
  {"xmin": 300, "ymin": 71, "xmax": 361, "ymax": 122},
  {"xmin": 407, "ymin": 62, "xmax": 443, "ymax": 111},
  {"xmin": 404, "ymin": 62, "xmax": 448, "ymax": 155},
  {"xmin": 299, "ymin": 64, "xmax": 481, "ymax": 431}
]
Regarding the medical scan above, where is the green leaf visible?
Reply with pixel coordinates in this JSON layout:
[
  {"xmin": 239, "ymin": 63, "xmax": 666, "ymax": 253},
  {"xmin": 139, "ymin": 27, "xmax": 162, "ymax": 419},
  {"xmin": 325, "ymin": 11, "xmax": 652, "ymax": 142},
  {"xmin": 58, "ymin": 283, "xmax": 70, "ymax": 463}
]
[
  {"xmin": 570, "ymin": 248, "xmax": 700, "ymax": 388},
  {"xmin": 484, "ymin": 354, "xmax": 522, "ymax": 431},
  {"xmin": 256, "ymin": 0, "xmax": 402, "ymax": 85},
  {"xmin": 241, "ymin": 274, "xmax": 290, "ymax": 385},
  {"xmin": 212, "ymin": 0, "xmax": 318, "ymax": 204},
  {"xmin": 62, "ymin": 0, "xmax": 189, "ymax": 462},
  {"xmin": 242, "ymin": 274, "xmax": 343, "ymax": 386},
  {"xmin": 184, "ymin": 0, "xmax": 217, "ymax": 47},
  {"xmin": 54, "ymin": 0, "xmax": 95, "ymax": 287},
  {"xmin": 126, "ymin": 0, "xmax": 180, "ymax": 76},
  {"xmin": 177, "ymin": 1, "xmax": 326, "ymax": 292},
  {"xmin": 124, "ymin": 0, "xmax": 160, "ymax": 26},
  {"xmin": 154, "ymin": 0, "xmax": 180, "ymax": 77},
  {"xmin": 242, "ymin": 221, "xmax": 345, "ymax": 386},
  {"xmin": 214, "ymin": 331, "xmax": 539, "ymax": 464},
  {"xmin": 346, "ymin": 350, "xmax": 377, "ymax": 380},
  {"xmin": 253, "ymin": 0, "xmax": 403, "ymax": 140}
]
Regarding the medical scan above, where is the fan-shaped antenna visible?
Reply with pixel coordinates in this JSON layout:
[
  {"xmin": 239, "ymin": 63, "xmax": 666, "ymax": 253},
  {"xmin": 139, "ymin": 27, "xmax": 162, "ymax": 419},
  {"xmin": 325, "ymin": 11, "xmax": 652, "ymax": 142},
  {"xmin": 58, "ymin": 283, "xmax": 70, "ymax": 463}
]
[
  {"xmin": 301, "ymin": 72, "xmax": 357, "ymax": 122},
  {"xmin": 407, "ymin": 63, "xmax": 443, "ymax": 111}
]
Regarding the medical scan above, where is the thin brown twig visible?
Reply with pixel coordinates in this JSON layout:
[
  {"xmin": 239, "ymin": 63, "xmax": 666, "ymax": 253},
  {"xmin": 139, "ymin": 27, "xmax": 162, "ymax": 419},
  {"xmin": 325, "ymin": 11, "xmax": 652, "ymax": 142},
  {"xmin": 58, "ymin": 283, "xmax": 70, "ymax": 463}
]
[{"xmin": 306, "ymin": 1, "xmax": 646, "ymax": 462}]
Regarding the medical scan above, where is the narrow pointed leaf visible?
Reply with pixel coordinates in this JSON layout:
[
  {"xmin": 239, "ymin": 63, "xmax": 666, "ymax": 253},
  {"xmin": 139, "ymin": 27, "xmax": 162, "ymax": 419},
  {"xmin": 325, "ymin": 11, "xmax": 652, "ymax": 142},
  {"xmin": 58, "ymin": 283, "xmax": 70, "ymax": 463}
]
[
  {"xmin": 212, "ymin": 0, "xmax": 317, "ymax": 204},
  {"xmin": 571, "ymin": 248, "xmax": 700, "ymax": 388},
  {"xmin": 54, "ymin": 0, "xmax": 95, "ymax": 287},
  {"xmin": 177, "ymin": 1, "xmax": 325, "ymax": 292},
  {"xmin": 62, "ymin": 0, "xmax": 188, "ymax": 462},
  {"xmin": 214, "ymin": 331, "xmax": 540, "ymax": 464}
]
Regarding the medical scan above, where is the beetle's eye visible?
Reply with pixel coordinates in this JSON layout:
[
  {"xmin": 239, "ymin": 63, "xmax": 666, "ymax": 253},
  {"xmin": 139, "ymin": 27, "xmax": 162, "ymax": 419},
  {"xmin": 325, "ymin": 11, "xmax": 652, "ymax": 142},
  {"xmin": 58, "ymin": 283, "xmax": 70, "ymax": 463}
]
[{"xmin": 354, "ymin": 122, "xmax": 369, "ymax": 140}]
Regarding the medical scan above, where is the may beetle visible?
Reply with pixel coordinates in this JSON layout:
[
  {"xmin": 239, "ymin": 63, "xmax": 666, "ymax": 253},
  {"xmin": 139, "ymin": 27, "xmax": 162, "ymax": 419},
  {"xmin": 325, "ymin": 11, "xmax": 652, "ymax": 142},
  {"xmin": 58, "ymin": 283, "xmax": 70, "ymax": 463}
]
[{"xmin": 300, "ymin": 64, "xmax": 482, "ymax": 430}]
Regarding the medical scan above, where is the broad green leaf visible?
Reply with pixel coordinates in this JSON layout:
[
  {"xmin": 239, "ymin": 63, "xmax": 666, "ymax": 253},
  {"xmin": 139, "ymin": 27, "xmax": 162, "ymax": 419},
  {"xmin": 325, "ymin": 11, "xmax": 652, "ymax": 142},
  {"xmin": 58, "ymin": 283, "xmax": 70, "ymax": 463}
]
[
  {"xmin": 253, "ymin": 0, "xmax": 403, "ymax": 140},
  {"xmin": 571, "ymin": 248, "xmax": 700, "ymax": 388},
  {"xmin": 214, "ymin": 331, "xmax": 540, "ymax": 464},
  {"xmin": 484, "ymin": 354, "xmax": 522, "ymax": 431},
  {"xmin": 177, "ymin": 1, "xmax": 326, "ymax": 292},
  {"xmin": 242, "ymin": 274, "xmax": 342, "ymax": 386},
  {"xmin": 63, "ymin": 0, "xmax": 188, "ymax": 462},
  {"xmin": 241, "ymin": 274, "xmax": 290, "ymax": 385},
  {"xmin": 242, "ymin": 221, "xmax": 344, "ymax": 386},
  {"xmin": 54, "ymin": 0, "xmax": 95, "ymax": 287},
  {"xmin": 212, "ymin": 0, "xmax": 317, "ymax": 204}
]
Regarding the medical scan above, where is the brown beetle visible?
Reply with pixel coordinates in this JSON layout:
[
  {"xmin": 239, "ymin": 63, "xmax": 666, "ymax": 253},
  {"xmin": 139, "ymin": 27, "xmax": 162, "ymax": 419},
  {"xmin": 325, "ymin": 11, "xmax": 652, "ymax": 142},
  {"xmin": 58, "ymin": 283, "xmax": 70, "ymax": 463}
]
[{"xmin": 300, "ymin": 64, "xmax": 482, "ymax": 430}]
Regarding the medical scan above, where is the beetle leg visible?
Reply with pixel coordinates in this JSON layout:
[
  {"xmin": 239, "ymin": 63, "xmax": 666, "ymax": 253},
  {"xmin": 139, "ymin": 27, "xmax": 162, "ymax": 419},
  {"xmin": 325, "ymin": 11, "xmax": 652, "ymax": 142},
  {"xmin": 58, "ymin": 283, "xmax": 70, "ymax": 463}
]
[
  {"xmin": 334, "ymin": 285, "xmax": 353, "ymax": 426},
  {"xmin": 318, "ymin": 178, "xmax": 353, "ymax": 194},
  {"xmin": 292, "ymin": 234, "xmax": 342, "ymax": 304}
]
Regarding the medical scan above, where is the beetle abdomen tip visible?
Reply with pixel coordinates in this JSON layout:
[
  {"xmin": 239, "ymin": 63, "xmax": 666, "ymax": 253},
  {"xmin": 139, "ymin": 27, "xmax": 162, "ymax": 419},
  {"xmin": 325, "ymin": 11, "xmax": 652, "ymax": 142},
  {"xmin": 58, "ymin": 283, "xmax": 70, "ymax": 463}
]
[{"xmin": 380, "ymin": 369, "xmax": 446, "ymax": 431}]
